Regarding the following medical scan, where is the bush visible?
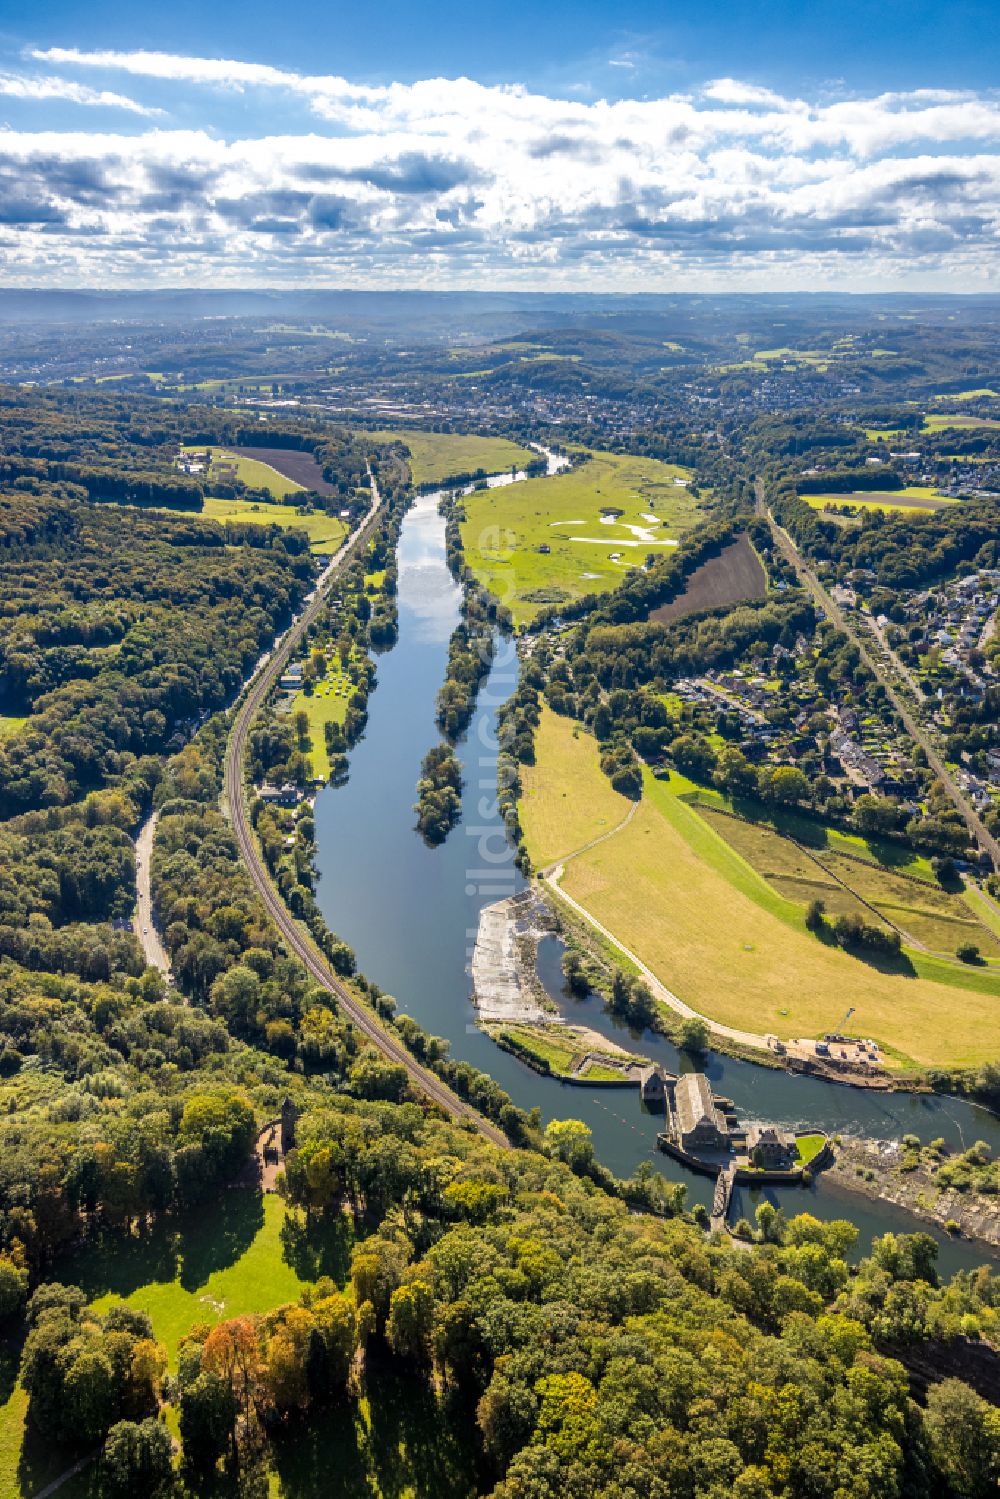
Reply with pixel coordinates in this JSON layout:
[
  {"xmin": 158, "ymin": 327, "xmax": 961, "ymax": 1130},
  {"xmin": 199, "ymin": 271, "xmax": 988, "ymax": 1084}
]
[{"xmin": 679, "ymin": 1017, "xmax": 710, "ymax": 1054}]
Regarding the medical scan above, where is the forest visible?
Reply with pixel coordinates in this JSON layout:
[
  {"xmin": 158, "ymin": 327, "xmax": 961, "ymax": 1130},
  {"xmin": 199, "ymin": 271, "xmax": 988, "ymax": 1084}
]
[{"xmin": 0, "ymin": 377, "xmax": 995, "ymax": 1496}]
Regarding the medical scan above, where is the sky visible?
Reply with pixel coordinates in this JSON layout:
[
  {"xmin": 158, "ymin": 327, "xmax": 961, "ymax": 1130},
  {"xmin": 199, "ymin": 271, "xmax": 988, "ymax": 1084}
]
[{"xmin": 0, "ymin": 0, "xmax": 998, "ymax": 291}]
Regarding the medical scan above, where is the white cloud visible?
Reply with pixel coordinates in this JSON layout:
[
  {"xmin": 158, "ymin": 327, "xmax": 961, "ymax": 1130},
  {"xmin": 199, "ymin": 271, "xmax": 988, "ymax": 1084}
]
[
  {"xmin": 0, "ymin": 72, "xmax": 160, "ymax": 114},
  {"xmin": 3, "ymin": 47, "xmax": 999, "ymax": 289},
  {"xmin": 703, "ymin": 79, "xmax": 796, "ymax": 111}
]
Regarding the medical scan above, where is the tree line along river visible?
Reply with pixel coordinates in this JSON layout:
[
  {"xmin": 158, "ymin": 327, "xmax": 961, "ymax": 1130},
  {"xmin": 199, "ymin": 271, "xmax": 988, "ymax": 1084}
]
[{"xmin": 313, "ymin": 469, "xmax": 1000, "ymax": 1274}]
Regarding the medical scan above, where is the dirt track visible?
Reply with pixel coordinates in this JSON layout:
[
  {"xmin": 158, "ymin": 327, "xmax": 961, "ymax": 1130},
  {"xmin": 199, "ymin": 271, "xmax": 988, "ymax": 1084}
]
[
  {"xmin": 650, "ymin": 534, "xmax": 766, "ymax": 624},
  {"xmin": 133, "ymin": 811, "xmax": 171, "ymax": 976}
]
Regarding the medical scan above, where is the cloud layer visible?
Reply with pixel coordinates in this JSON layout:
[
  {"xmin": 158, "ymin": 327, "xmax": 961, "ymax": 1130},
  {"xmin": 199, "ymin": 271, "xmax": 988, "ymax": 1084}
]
[{"xmin": 0, "ymin": 47, "xmax": 998, "ymax": 288}]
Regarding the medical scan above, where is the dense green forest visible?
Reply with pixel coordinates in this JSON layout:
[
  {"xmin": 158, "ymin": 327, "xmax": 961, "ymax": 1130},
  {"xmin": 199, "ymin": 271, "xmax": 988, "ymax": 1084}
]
[{"xmin": 0, "ymin": 380, "xmax": 996, "ymax": 1497}]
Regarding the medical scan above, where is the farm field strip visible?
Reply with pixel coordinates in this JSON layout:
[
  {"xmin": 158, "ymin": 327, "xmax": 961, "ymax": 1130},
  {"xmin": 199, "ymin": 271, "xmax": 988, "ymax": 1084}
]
[
  {"xmin": 226, "ymin": 444, "xmax": 337, "ymax": 494},
  {"xmin": 697, "ymin": 805, "xmax": 1000, "ymax": 960},
  {"xmin": 804, "ymin": 487, "xmax": 959, "ymax": 514},
  {"xmin": 181, "ymin": 443, "xmax": 305, "ymax": 499},
  {"xmin": 650, "ymin": 534, "xmax": 767, "ymax": 623}
]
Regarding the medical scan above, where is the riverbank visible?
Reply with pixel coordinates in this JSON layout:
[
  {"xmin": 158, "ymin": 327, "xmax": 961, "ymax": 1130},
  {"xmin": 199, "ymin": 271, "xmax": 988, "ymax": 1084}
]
[
  {"xmin": 311, "ymin": 470, "xmax": 1000, "ymax": 1272},
  {"xmin": 826, "ymin": 1135, "xmax": 1000, "ymax": 1247}
]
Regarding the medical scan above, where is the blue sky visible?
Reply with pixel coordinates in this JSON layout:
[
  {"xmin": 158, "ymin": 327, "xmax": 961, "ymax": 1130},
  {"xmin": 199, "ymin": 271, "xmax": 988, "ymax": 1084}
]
[{"xmin": 0, "ymin": 0, "xmax": 998, "ymax": 289}]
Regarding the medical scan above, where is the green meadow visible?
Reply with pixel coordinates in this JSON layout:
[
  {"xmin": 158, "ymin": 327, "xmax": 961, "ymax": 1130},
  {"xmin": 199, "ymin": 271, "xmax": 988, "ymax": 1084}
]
[
  {"xmin": 0, "ymin": 1192, "xmax": 338, "ymax": 1499},
  {"xmin": 200, "ymin": 494, "xmax": 347, "ymax": 553},
  {"xmin": 460, "ymin": 449, "xmax": 701, "ymax": 625},
  {"xmin": 367, "ymin": 429, "xmax": 536, "ymax": 487}
]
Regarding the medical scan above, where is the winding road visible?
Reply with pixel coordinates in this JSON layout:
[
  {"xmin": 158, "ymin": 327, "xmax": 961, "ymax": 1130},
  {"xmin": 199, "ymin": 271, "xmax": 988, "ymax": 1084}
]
[
  {"xmin": 133, "ymin": 810, "xmax": 171, "ymax": 975},
  {"xmin": 222, "ymin": 468, "xmax": 510, "ymax": 1149}
]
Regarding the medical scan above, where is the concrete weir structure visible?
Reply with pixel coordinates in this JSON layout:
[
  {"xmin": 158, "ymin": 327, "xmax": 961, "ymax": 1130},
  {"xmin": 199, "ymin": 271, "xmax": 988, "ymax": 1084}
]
[
  {"xmin": 471, "ymin": 891, "xmax": 551, "ymax": 1024},
  {"xmin": 658, "ymin": 1072, "xmax": 831, "ymax": 1228}
]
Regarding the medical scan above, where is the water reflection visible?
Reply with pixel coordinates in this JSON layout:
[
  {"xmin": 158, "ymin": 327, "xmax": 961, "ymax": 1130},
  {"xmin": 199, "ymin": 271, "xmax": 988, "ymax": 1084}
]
[{"xmin": 314, "ymin": 478, "xmax": 998, "ymax": 1274}]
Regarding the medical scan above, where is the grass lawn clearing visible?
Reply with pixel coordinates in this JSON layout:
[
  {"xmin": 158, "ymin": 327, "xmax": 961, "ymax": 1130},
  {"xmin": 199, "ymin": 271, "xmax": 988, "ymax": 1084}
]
[
  {"xmin": 0, "ymin": 717, "xmax": 26, "ymax": 740},
  {"xmin": 519, "ymin": 709, "xmax": 631, "ymax": 867},
  {"xmin": 795, "ymin": 1134, "xmax": 827, "ymax": 1166},
  {"xmin": 461, "ymin": 449, "xmax": 702, "ymax": 625},
  {"xmin": 83, "ymin": 1192, "xmax": 312, "ymax": 1364},
  {"xmin": 288, "ymin": 677, "xmax": 352, "ymax": 778},
  {"xmin": 200, "ymin": 495, "xmax": 347, "ymax": 553},
  {"xmin": 524, "ymin": 711, "xmax": 1000, "ymax": 1068},
  {"xmin": 367, "ymin": 429, "xmax": 536, "ymax": 487}
]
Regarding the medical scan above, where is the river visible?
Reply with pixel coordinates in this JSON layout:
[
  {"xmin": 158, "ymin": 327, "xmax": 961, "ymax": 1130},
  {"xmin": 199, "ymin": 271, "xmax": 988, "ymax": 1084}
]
[{"xmin": 314, "ymin": 475, "xmax": 1000, "ymax": 1274}]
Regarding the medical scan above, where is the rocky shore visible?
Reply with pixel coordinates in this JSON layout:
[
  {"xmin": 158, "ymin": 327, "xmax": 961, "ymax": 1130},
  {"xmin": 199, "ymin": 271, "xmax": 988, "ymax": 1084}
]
[{"xmin": 826, "ymin": 1136, "xmax": 1000, "ymax": 1248}]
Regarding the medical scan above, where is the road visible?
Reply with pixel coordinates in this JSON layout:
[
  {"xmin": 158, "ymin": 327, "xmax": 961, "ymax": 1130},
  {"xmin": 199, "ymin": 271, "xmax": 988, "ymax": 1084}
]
[
  {"xmin": 756, "ymin": 482, "xmax": 1000, "ymax": 872},
  {"xmin": 133, "ymin": 810, "xmax": 172, "ymax": 975},
  {"xmin": 222, "ymin": 468, "xmax": 509, "ymax": 1150}
]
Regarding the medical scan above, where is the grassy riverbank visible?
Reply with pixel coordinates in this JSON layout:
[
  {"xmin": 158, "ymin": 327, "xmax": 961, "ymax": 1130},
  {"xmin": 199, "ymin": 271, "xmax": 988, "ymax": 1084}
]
[
  {"xmin": 460, "ymin": 449, "xmax": 702, "ymax": 625},
  {"xmin": 367, "ymin": 429, "xmax": 536, "ymax": 487},
  {"xmin": 522, "ymin": 708, "xmax": 1000, "ymax": 1069}
]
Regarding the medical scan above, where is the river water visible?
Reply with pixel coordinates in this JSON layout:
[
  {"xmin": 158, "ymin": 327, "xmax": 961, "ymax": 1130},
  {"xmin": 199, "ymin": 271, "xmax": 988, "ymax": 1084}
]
[{"xmin": 314, "ymin": 477, "xmax": 1000, "ymax": 1274}]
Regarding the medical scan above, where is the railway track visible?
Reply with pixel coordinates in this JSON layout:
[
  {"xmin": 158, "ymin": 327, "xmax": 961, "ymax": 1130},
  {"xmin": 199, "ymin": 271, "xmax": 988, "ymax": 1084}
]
[
  {"xmin": 756, "ymin": 482, "xmax": 1000, "ymax": 872},
  {"xmin": 222, "ymin": 469, "xmax": 509, "ymax": 1149}
]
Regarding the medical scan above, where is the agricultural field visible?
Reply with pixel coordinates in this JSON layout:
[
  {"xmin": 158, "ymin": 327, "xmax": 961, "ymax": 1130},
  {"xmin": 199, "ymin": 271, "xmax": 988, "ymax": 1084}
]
[
  {"xmin": 923, "ymin": 413, "xmax": 1000, "ymax": 432},
  {"xmin": 180, "ymin": 444, "xmax": 305, "ymax": 499},
  {"xmin": 524, "ymin": 710, "xmax": 1000, "ymax": 1067},
  {"xmin": 460, "ymin": 449, "xmax": 702, "ymax": 626},
  {"xmin": 367, "ymin": 429, "xmax": 536, "ymax": 487},
  {"xmin": 650, "ymin": 534, "xmax": 767, "ymax": 624},
  {"xmin": 519, "ymin": 708, "xmax": 631, "ymax": 867},
  {"xmin": 200, "ymin": 494, "xmax": 347, "ymax": 554},
  {"xmin": 227, "ymin": 445, "xmax": 336, "ymax": 494},
  {"xmin": 695, "ymin": 805, "xmax": 1000, "ymax": 961},
  {"xmin": 804, "ymin": 487, "xmax": 959, "ymax": 514}
]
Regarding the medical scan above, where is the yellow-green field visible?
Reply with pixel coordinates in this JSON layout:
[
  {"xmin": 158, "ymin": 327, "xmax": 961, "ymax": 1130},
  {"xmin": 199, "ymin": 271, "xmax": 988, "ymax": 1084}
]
[
  {"xmin": 367, "ymin": 429, "xmax": 536, "ymax": 487},
  {"xmin": 0, "ymin": 717, "xmax": 26, "ymax": 739},
  {"xmin": 182, "ymin": 444, "xmax": 305, "ymax": 499},
  {"xmin": 519, "ymin": 709, "xmax": 631, "ymax": 865},
  {"xmin": 200, "ymin": 495, "xmax": 347, "ymax": 554},
  {"xmin": 288, "ymin": 675, "xmax": 351, "ymax": 778},
  {"xmin": 88, "ymin": 1194, "xmax": 307, "ymax": 1363},
  {"xmin": 524, "ymin": 710, "xmax": 1000, "ymax": 1068},
  {"xmin": 460, "ymin": 450, "xmax": 701, "ymax": 626},
  {"xmin": 923, "ymin": 413, "xmax": 1000, "ymax": 432},
  {"xmin": 804, "ymin": 486, "xmax": 957, "ymax": 514},
  {"xmin": 0, "ymin": 1193, "xmax": 312, "ymax": 1499},
  {"xmin": 696, "ymin": 805, "xmax": 1000, "ymax": 961}
]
